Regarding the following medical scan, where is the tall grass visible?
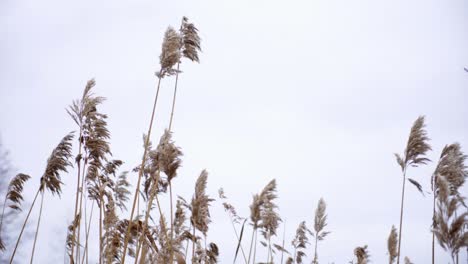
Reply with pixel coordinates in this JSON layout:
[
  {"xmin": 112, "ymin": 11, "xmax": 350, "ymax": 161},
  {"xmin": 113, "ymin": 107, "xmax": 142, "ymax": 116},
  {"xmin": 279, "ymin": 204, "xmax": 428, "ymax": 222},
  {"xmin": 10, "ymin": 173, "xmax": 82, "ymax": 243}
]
[
  {"xmin": 394, "ymin": 116, "xmax": 431, "ymax": 264},
  {"xmin": 1, "ymin": 17, "xmax": 467, "ymax": 264}
]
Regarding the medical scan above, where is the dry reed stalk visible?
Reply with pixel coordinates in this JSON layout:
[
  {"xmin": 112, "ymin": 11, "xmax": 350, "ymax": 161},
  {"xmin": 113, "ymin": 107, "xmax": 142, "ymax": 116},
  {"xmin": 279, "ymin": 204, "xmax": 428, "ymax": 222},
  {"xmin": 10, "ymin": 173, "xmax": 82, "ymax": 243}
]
[
  {"xmin": 29, "ymin": 190, "xmax": 44, "ymax": 264},
  {"xmin": 133, "ymin": 175, "xmax": 161, "ymax": 263},
  {"xmin": 67, "ymin": 78, "xmax": 113, "ymax": 263},
  {"xmin": 168, "ymin": 16, "xmax": 201, "ymax": 131},
  {"xmin": 10, "ymin": 132, "xmax": 73, "ymax": 263},
  {"xmin": 311, "ymin": 198, "xmax": 330, "ymax": 264},
  {"xmin": 9, "ymin": 189, "xmax": 40, "ymax": 264},
  {"xmin": 67, "ymin": 79, "xmax": 98, "ymax": 261},
  {"xmin": 247, "ymin": 179, "xmax": 278, "ymax": 264},
  {"xmin": 75, "ymin": 155, "xmax": 88, "ymax": 264},
  {"xmin": 280, "ymin": 222, "xmax": 286, "ymax": 264},
  {"xmin": 292, "ymin": 221, "xmax": 309, "ymax": 264},
  {"xmin": 121, "ymin": 26, "xmax": 181, "ymax": 263},
  {"xmin": 166, "ymin": 16, "xmax": 201, "ymax": 263},
  {"xmin": 394, "ymin": 116, "xmax": 431, "ymax": 264},
  {"xmin": 81, "ymin": 201, "xmax": 95, "ymax": 264}
]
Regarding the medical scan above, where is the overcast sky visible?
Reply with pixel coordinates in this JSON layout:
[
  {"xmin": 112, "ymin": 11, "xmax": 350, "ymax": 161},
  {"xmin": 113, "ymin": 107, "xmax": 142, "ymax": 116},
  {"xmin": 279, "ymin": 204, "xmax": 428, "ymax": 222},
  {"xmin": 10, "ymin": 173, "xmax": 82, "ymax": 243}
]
[{"xmin": 1, "ymin": 0, "xmax": 468, "ymax": 263}]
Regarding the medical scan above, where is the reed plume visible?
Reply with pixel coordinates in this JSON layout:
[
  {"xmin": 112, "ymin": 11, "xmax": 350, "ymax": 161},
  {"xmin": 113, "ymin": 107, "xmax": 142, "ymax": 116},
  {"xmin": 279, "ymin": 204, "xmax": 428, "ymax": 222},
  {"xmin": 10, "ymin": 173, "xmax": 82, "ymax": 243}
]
[
  {"xmin": 394, "ymin": 116, "xmax": 431, "ymax": 264},
  {"xmin": 173, "ymin": 199, "xmax": 189, "ymax": 255},
  {"xmin": 158, "ymin": 27, "xmax": 182, "ymax": 78},
  {"xmin": 189, "ymin": 170, "xmax": 214, "ymax": 262},
  {"xmin": 0, "ymin": 173, "xmax": 31, "ymax": 251},
  {"xmin": 247, "ymin": 179, "xmax": 278, "ymax": 264},
  {"xmin": 432, "ymin": 176, "xmax": 467, "ymax": 263},
  {"xmin": 291, "ymin": 221, "xmax": 309, "ymax": 263},
  {"xmin": 260, "ymin": 188, "xmax": 281, "ymax": 263},
  {"xmin": 431, "ymin": 143, "xmax": 467, "ymax": 263},
  {"xmin": 311, "ymin": 198, "xmax": 330, "ymax": 264},
  {"xmin": 3, "ymin": 173, "xmax": 30, "ymax": 212},
  {"xmin": 354, "ymin": 245, "xmax": 370, "ymax": 264},
  {"xmin": 121, "ymin": 25, "xmax": 182, "ymax": 263},
  {"xmin": 387, "ymin": 225, "xmax": 398, "ymax": 264},
  {"xmin": 191, "ymin": 170, "xmax": 213, "ymax": 236}
]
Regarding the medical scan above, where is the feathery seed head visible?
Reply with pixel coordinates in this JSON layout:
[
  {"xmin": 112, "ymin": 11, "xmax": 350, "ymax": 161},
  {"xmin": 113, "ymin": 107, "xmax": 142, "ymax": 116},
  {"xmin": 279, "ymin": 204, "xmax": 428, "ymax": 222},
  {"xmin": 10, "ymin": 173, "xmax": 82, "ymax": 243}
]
[
  {"xmin": 159, "ymin": 27, "xmax": 182, "ymax": 77},
  {"xmin": 180, "ymin": 17, "xmax": 202, "ymax": 63},
  {"xmin": 387, "ymin": 225, "xmax": 398, "ymax": 264},
  {"xmin": 40, "ymin": 132, "xmax": 74, "ymax": 196},
  {"xmin": 403, "ymin": 116, "xmax": 431, "ymax": 167}
]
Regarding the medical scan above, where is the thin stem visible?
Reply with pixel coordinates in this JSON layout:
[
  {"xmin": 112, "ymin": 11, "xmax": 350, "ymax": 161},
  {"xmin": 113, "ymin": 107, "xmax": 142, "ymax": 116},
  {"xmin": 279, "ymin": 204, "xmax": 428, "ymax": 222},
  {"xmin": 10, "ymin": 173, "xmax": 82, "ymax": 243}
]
[
  {"xmin": 313, "ymin": 234, "xmax": 318, "ymax": 264},
  {"xmin": 81, "ymin": 201, "xmax": 94, "ymax": 264},
  {"xmin": 121, "ymin": 76, "xmax": 162, "ymax": 263},
  {"xmin": 247, "ymin": 227, "xmax": 256, "ymax": 264},
  {"xmin": 168, "ymin": 62, "xmax": 180, "ymax": 131},
  {"xmin": 184, "ymin": 224, "xmax": 191, "ymax": 262},
  {"xmin": 280, "ymin": 222, "xmax": 285, "ymax": 264},
  {"xmin": 396, "ymin": 168, "xmax": 407, "ymax": 264},
  {"xmin": 99, "ymin": 202, "xmax": 103, "ymax": 264},
  {"xmin": 191, "ymin": 225, "xmax": 196, "ymax": 263},
  {"xmin": 75, "ymin": 157, "xmax": 88, "ymax": 264},
  {"xmin": 227, "ymin": 214, "xmax": 247, "ymax": 264},
  {"xmin": 30, "ymin": 191, "xmax": 44, "ymax": 264},
  {"xmin": 266, "ymin": 232, "xmax": 271, "ymax": 263},
  {"xmin": 10, "ymin": 189, "xmax": 40, "ymax": 264},
  {"xmin": 134, "ymin": 171, "xmax": 168, "ymax": 263},
  {"xmin": 169, "ymin": 182, "xmax": 174, "ymax": 263},
  {"xmin": 252, "ymin": 229, "xmax": 258, "ymax": 264},
  {"xmin": 0, "ymin": 194, "xmax": 7, "ymax": 238},
  {"xmin": 134, "ymin": 190, "xmax": 156, "ymax": 264},
  {"xmin": 70, "ymin": 130, "xmax": 83, "ymax": 260},
  {"xmin": 432, "ymin": 189, "xmax": 435, "ymax": 264}
]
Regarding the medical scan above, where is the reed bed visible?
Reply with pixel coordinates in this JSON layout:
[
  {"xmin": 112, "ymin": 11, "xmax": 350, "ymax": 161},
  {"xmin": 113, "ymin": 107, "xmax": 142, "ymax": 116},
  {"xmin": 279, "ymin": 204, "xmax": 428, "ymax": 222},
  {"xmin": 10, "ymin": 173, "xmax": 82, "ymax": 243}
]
[{"xmin": 0, "ymin": 17, "xmax": 467, "ymax": 264}]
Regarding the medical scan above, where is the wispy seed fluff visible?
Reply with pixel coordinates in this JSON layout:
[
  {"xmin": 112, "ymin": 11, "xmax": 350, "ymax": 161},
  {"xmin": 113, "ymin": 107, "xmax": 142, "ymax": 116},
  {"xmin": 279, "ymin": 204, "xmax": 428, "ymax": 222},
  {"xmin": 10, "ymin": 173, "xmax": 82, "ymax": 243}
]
[{"xmin": 159, "ymin": 27, "xmax": 182, "ymax": 77}]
